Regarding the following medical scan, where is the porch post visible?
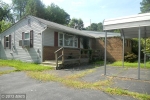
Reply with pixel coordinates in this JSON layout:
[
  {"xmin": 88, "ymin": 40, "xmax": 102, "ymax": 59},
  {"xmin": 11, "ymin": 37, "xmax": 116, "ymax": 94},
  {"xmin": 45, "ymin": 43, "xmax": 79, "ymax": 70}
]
[
  {"xmin": 138, "ymin": 26, "xmax": 141, "ymax": 80},
  {"xmin": 104, "ymin": 31, "xmax": 107, "ymax": 75}
]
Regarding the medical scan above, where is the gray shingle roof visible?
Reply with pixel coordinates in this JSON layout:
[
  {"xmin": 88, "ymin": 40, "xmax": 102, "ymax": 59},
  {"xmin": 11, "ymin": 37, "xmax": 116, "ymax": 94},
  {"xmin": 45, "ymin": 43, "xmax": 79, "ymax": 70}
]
[
  {"xmin": 82, "ymin": 31, "xmax": 121, "ymax": 38},
  {"xmin": 30, "ymin": 15, "xmax": 93, "ymax": 38}
]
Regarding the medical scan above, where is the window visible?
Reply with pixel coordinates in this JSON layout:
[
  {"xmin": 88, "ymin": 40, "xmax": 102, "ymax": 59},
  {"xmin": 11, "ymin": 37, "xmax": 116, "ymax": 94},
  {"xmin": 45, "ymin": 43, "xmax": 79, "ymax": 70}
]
[
  {"xmin": 5, "ymin": 36, "xmax": 9, "ymax": 47},
  {"xmin": 64, "ymin": 34, "xmax": 73, "ymax": 47},
  {"xmin": 4, "ymin": 35, "xmax": 11, "ymax": 49},
  {"xmin": 59, "ymin": 33, "xmax": 63, "ymax": 46},
  {"xmin": 24, "ymin": 32, "xmax": 30, "ymax": 40},
  {"xmin": 58, "ymin": 33, "xmax": 78, "ymax": 48}
]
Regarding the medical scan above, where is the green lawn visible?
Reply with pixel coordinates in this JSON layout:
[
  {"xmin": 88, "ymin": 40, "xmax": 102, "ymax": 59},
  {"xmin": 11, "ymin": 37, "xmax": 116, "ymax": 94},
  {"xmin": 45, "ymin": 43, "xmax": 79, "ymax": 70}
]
[
  {"xmin": 0, "ymin": 59, "xmax": 53, "ymax": 71},
  {"xmin": 93, "ymin": 60, "xmax": 150, "ymax": 69},
  {"xmin": 110, "ymin": 61, "xmax": 150, "ymax": 69}
]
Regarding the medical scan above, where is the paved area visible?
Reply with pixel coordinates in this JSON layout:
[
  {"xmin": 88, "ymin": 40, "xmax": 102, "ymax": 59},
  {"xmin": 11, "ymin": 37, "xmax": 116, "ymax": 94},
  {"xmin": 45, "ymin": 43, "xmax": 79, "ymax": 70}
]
[
  {"xmin": 45, "ymin": 65, "xmax": 96, "ymax": 77},
  {"xmin": 0, "ymin": 67, "xmax": 16, "ymax": 71},
  {"xmin": 0, "ymin": 72, "xmax": 135, "ymax": 100},
  {"xmin": 81, "ymin": 66, "xmax": 150, "ymax": 95}
]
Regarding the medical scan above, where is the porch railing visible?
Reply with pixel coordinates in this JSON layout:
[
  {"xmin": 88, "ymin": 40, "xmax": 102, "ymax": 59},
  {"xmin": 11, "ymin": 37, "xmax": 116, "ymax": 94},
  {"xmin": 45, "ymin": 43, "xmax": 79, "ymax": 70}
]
[{"xmin": 54, "ymin": 47, "xmax": 100, "ymax": 69}]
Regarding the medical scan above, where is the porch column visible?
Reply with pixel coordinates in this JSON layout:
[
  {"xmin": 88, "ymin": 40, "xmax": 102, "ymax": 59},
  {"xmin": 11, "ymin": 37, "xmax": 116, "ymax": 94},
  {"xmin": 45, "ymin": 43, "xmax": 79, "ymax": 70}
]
[
  {"xmin": 138, "ymin": 26, "xmax": 141, "ymax": 80},
  {"xmin": 104, "ymin": 31, "xmax": 107, "ymax": 75}
]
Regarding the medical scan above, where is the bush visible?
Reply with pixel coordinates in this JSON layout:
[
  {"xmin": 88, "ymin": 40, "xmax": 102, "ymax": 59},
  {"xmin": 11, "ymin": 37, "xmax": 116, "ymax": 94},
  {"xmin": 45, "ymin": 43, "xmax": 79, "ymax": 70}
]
[{"xmin": 124, "ymin": 52, "xmax": 137, "ymax": 62}]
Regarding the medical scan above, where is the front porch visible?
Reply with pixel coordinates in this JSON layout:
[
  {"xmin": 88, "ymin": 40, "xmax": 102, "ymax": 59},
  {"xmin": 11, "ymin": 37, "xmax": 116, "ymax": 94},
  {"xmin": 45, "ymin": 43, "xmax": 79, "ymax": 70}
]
[{"xmin": 42, "ymin": 46, "xmax": 101, "ymax": 69}]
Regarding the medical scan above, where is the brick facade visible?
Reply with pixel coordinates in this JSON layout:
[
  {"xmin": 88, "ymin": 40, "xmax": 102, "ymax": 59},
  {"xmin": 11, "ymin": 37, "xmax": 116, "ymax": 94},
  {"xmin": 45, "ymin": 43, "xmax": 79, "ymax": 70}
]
[{"xmin": 91, "ymin": 37, "xmax": 132, "ymax": 61}]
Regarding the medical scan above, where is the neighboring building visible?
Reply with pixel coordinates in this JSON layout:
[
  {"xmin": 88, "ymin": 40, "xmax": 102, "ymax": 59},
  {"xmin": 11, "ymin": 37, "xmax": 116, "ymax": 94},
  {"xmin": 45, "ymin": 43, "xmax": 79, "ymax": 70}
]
[{"xmin": 0, "ymin": 15, "xmax": 131, "ymax": 65}]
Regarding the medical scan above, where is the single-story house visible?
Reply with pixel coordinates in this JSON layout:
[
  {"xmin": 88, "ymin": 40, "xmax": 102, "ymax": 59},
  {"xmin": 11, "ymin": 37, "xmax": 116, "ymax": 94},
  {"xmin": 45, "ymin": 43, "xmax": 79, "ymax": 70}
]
[{"xmin": 0, "ymin": 15, "xmax": 131, "ymax": 67}]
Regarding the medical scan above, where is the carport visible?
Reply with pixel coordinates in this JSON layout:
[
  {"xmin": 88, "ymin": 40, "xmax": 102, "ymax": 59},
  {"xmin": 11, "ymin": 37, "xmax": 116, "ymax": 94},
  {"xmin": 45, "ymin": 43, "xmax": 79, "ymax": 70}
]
[{"xmin": 103, "ymin": 13, "xmax": 150, "ymax": 79}]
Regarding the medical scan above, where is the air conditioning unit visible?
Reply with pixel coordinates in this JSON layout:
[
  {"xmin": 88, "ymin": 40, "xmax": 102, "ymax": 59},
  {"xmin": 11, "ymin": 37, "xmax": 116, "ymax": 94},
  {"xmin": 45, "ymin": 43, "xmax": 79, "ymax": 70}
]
[
  {"xmin": 23, "ymin": 40, "xmax": 30, "ymax": 46},
  {"xmin": 19, "ymin": 40, "xmax": 30, "ymax": 46}
]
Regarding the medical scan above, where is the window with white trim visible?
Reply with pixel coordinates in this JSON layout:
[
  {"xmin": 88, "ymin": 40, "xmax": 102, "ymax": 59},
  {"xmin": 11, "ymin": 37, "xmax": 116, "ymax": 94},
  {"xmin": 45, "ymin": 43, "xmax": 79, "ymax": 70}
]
[
  {"xmin": 58, "ymin": 33, "xmax": 78, "ymax": 48},
  {"xmin": 24, "ymin": 32, "xmax": 30, "ymax": 40},
  {"xmin": 5, "ymin": 36, "xmax": 9, "ymax": 47}
]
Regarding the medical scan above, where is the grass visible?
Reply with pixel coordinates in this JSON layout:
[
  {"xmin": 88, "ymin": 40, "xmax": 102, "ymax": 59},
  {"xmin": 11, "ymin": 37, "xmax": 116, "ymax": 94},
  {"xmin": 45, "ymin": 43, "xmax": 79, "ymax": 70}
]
[
  {"xmin": 105, "ymin": 87, "xmax": 150, "ymax": 100},
  {"xmin": 65, "ymin": 68, "xmax": 96, "ymax": 79},
  {"xmin": 26, "ymin": 71, "xmax": 112, "ymax": 89},
  {"xmin": 0, "ymin": 70, "xmax": 15, "ymax": 76},
  {"xmin": 0, "ymin": 59, "xmax": 53, "ymax": 71},
  {"xmin": 110, "ymin": 61, "xmax": 150, "ymax": 69},
  {"xmin": 26, "ymin": 71, "xmax": 150, "ymax": 100}
]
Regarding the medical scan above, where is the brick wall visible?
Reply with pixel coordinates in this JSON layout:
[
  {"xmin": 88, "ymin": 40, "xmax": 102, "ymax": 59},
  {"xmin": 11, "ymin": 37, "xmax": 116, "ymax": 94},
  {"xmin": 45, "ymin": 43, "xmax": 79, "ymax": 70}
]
[
  {"xmin": 92, "ymin": 37, "xmax": 132, "ymax": 61},
  {"xmin": 43, "ymin": 46, "xmax": 81, "ymax": 61},
  {"xmin": 43, "ymin": 46, "xmax": 60, "ymax": 61}
]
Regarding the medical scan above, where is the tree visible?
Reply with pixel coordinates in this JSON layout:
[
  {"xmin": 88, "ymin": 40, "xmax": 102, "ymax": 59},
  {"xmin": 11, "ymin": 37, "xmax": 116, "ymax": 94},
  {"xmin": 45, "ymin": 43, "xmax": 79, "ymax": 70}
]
[
  {"xmin": 25, "ymin": 0, "xmax": 45, "ymax": 18},
  {"xmin": 97, "ymin": 22, "xmax": 103, "ymax": 31},
  {"xmin": 45, "ymin": 3, "xmax": 70, "ymax": 25},
  {"xmin": 140, "ymin": 0, "xmax": 150, "ymax": 13},
  {"xmin": 0, "ymin": 0, "xmax": 13, "ymax": 22},
  {"xmin": 86, "ymin": 22, "xmax": 103, "ymax": 31},
  {"xmin": 0, "ymin": 20, "xmax": 11, "ymax": 33},
  {"xmin": 12, "ymin": 0, "xmax": 28, "ymax": 20},
  {"xmin": 68, "ymin": 18, "xmax": 83, "ymax": 30}
]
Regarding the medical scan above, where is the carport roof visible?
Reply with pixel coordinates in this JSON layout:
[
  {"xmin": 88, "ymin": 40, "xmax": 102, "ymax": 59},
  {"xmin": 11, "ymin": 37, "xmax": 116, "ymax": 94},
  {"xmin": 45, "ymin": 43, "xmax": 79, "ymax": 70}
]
[{"xmin": 103, "ymin": 13, "xmax": 150, "ymax": 38}]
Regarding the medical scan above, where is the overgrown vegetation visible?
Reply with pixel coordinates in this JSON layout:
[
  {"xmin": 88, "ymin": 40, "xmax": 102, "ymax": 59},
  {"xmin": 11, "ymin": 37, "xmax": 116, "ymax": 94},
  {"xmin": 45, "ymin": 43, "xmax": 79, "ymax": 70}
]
[
  {"xmin": 0, "ymin": 59, "xmax": 53, "ymax": 71},
  {"xmin": 124, "ymin": 52, "xmax": 137, "ymax": 62}
]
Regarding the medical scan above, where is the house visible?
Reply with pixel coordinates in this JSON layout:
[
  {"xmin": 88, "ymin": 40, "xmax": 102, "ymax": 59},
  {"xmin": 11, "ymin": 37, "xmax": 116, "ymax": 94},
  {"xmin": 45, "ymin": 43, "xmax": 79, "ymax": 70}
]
[
  {"xmin": 0, "ymin": 15, "xmax": 131, "ymax": 68},
  {"xmin": 0, "ymin": 15, "xmax": 95, "ymax": 65}
]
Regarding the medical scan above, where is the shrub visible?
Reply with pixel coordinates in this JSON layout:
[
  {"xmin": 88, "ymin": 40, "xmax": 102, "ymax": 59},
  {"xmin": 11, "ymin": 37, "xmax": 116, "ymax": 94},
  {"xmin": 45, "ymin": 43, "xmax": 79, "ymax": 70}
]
[{"xmin": 124, "ymin": 52, "xmax": 137, "ymax": 62}]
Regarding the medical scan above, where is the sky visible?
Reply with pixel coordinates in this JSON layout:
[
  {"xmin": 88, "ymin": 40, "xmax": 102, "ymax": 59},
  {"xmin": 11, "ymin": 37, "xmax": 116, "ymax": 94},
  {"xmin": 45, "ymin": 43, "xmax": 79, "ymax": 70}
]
[{"xmin": 4, "ymin": 0, "xmax": 142, "ymax": 27}]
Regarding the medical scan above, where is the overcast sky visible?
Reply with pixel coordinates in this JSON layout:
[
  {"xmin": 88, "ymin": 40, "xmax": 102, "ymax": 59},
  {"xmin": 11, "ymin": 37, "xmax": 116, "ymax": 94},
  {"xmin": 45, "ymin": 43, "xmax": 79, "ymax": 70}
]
[{"xmin": 4, "ymin": 0, "xmax": 142, "ymax": 27}]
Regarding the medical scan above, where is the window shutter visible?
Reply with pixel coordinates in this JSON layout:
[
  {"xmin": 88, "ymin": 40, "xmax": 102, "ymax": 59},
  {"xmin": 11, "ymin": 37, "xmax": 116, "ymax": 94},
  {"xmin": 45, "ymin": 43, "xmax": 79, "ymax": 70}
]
[
  {"xmin": 54, "ymin": 32, "xmax": 58, "ymax": 47},
  {"xmin": 9, "ymin": 35, "xmax": 11, "ymax": 49},
  {"xmin": 22, "ymin": 32, "xmax": 24, "ymax": 47},
  {"xmin": 4, "ymin": 36, "xmax": 6, "ymax": 49},
  {"xmin": 30, "ymin": 30, "xmax": 33, "ymax": 48},
  {"xmin": 78, "ymin": 36, "xmax": 80, "ymax": 48}
]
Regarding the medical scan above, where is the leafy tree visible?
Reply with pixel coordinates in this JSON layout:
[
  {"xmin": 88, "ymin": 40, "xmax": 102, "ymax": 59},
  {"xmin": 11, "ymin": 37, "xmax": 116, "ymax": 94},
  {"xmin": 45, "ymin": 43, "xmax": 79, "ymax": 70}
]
[
  {"xmin": 0, "ymin": 20, "xmax": 12, "ymax": 33},
  {"xmin": 45, "ymin": 3, "xmax": 70, "ymax": 25},
  {"xmin": 25, "ymin": 0, "xmax": 45, "ymax": 18},
  {"xmin": 68, "ymin": 18, "xmax": 83, "ymax": 30},
  {"xmin": 140, "ymin": 0, "xmax": 150, "ymax": 13},
  {"xmin": 12, "ymin": 0, "xmax": 28, "ymax": 20},
  {"xmin": 97, "ymin": 22, "xmax": 103, "ymax": 31},
  {"xmin": 86, "ymin": 22, "xmax": 103, "ymax": 31},
  {"xmin": 0, "ymin": 0, "xmax": 13, "ymax": 22}
]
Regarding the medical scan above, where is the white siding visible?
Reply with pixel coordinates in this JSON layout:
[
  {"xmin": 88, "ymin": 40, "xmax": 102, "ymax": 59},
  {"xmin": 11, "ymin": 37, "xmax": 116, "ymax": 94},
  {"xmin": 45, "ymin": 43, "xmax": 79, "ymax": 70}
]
[
  {"xmin": 43, "ymin": 28, "xmax": 54, "ymax": 46},
  {"xmin": 0, "ymin": 16, "xmax": 45, "ymax": 63}
]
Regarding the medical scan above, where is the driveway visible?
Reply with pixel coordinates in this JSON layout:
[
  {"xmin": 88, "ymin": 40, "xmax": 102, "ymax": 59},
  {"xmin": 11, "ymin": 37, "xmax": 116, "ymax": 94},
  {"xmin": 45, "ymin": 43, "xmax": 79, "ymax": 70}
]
[{"xmin": 0, "ymin": 69, "xmax": 136, "ymax": 100}]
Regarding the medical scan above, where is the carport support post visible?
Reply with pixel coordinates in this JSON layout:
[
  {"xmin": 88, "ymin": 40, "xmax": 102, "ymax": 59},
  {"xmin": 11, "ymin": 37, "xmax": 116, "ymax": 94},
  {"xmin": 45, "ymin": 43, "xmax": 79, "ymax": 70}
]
[
  {"xmin": 121, "ymin": 30, "xmax": 125, "ymax": 68},
  {"xmin": 104, "ymin": 31, "xmax": 107, "ymax": 75},
  {"xmin": 138, "ymin": 27, "xmax": 141, "ymax": 80},
  {"xmin": 144, "ymin": 37, "xmax": 146, "ymax": 68}
]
